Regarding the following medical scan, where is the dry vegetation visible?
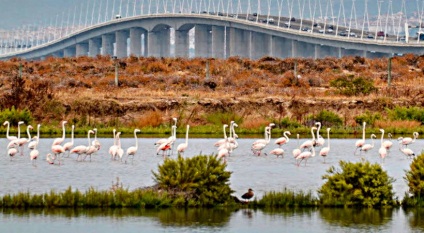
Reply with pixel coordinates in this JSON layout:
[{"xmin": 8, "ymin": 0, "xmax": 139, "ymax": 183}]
[{"xmin": 1, "ymin": 54, "xmax": 424, "ymax": 131}]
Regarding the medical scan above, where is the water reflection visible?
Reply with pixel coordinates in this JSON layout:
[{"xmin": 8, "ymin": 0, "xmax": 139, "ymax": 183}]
[
  {"xmin": 319, "ymin": 208, "xmax": 393, "ymax": 226},
  {"xmin": 405, "ymin": 208, "xmax": 424, "ymax": 231}
]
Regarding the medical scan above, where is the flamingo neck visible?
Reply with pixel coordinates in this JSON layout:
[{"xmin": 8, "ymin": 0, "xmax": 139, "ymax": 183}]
[
  {"xmin": 17, "ymin": 124, "xmax": 22, "ymax": 139},
  {"xmin": 185, "ymin": 126, "xmax": 189, "ymax": 144},
  {"xmin": 27, "ymin": 127, "xmax": 31, "ymax": 139},
  {"xmin": 36, "ymin": 125, "xmax": 40, "ymax": 143},
  {"xmin": 311, "ymin": 128, "xmax": 316, "ymax": 141},
  {"xmin": 5, "ymin": 122, "xmax": 10, "ymax": 138},
  {"xmin": 327, "ymin": 130, "xmax": 330, "ymax": 148},
  {"xmin": 223, "ymin": 126, "xmax": 228, "ymax": 140},
  {"xmin": 134, "ymin": 131, "xmax": 138, "ymax": 149},
  {"xmin": 71, "ymin": 126, "xmax": 74, "ymax": 144},
  {"xmin": 362, "ymin": 123, "xmax": 366, "ymax": 140},
  {"xmin": 284, "ymin": 132, "xmax": 290, "ymax": 142},
  {"xmin": 316, "ymin": 124, "xmax": 321, "ymax": 138},
  {"xmin": 87, "ymin": 132, "xmax": 91, "ymax": 146},
  {"xmin": 113, "ymin": 130, "xmax": 116, "ymax": 146},
  {"xmin": 61, "ymin": 123, "xmax": 66, "ymax": 140}
]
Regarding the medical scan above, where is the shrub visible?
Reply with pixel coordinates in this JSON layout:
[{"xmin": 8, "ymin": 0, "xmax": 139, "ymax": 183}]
[
  {"xmin": 404, "ymin": 153, "xmax": 424, "ymax": 205},
  {"xmin": 330, "ymin": 75, "xmax": 376, "ymax": 96},
  {"xmin": 307, "ymin": 110, "xmax": 343, "ymax": 127},
  {"xmin": 387, "ymin": 106, "xmax": 424, "ymax": 124},
  {"xmin": 255, "ymin": 188, "xmax": 318, "ymax": 207},
  {"xmin": 0, "ymin": 106, "xmax": 33, "ymax": 125},
  {"xmin": 278, "ymin": 117, "xmax": 302, "ymax": 129},
  {"xmin": 318, "ymin": 160, "xmax": 397, "ymax": 207},
  {"xmin": 355, "ymin": 111, "xmax": 382, "ymax": 126},
  {"xmin": 152, "ymin": 155, "xmax": 234, "ymax": 207},
  {"xmin": 204, "ymin": 111, "xmax": 243, "ymax": 126}
]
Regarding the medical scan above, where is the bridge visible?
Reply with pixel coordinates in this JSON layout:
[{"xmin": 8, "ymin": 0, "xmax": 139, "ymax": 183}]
[{"xmin": 1, "ymin": 0, "xmax": 423, "ymax": 60}]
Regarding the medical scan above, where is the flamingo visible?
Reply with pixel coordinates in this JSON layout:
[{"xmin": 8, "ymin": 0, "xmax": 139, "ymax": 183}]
[
  {"xmin": 51, "ymin": 144, "xmax": 65, "ymax": 165},
  {"xmin": 251, "ymin": 130, "xmax": 270, "ymax": 156},
  {"xmin": 292, "ymin": 134, "xmax": 301, "ymax": 159},
  {"xmin": 275, "ymin": 131, "xmax": 291, "ymax": 148},
  {"xmin": 296, "ymin": 143, "xmax": 316, "ymax": 166},
  {"xmin": 46, "ymin": 153, "xmax": 56, "ymax": 164},
  {"xmin": 115, "ymin": 132, "xmax": 124, "ymax": 161},
  {"xmin": 17, "ymin": 124, "xmax": 33, "ymax": 155},
  {"xmin": 28, "ymin": 124, "xmax": 41, "ymax": 150},
  {"xmin": 52, "ymin": 121, "xmax": 67, "ymax": 146},
  {"xmin": 315, "ymin": 122, "xmax": 325, "ymax": 147},
  {"xmin": 378, "ymin": 129, "xmax": 388, "ymax": 163},
  {"xmin": 215, "ymin": 121, "xmax": 238, "ymax": 147},
  {"xmin": 382, "ymin": 132, "xmax": 393, "ymax": 152},
  {"xmin": 358, "ymin": 134, "xmax": 377, "ymax": 155},
  {"xmin": 155, "ymin": 117, "xmax": 177, "ymax": 146},
  {"xmin": 268, "ymin": 148, "xmax": 285, "ymax": 158},
  {"xmin": 354, "ymin": 122, "xmax": 367, "ymax": 154},
  {"xmin": 300, "ymin": 126, "xmax": 317, "ymax": 151},
  {"xmin": 30, "ymin": 143, "xmax": 39, "ymax": 166},
  {"xmin": 126, "ymin": 129, "xmax": 141, "ymax": 162},
  {"xmin": 83, "ymin": 130, "xmax": 97, "ymax": 162},
  {"xmin": 252, "ymin": 123, "xmax": 275, "ymax": 146},
  {"xmin": 92, "ymin": 128, "xmax": 101, "ymax": 150},
  {"xmin": 63, "ymin": 125, "xmax": 75, "ymax": 157},
  {"xmin": 217, "ymin": 124, "xmax": 230, "ymax": 162},
  {"xmin": 70, "ymin": 130, "xmax": 93, "ymax": 161},
  {"xmin": 3, "ymin": 121, "xmax": 18, "ymax": 141},
  {"xmin": 177, "ymin": 125, "xmax": 190, "ymax": 156},
  {"xmin": 8, "ymin": 148, "xmax": 18, "ymax": 160},
  {"xmin": 109, "ymin": 129, "xmax": 118, "ymax": 160},
  {"xmin": 7, "ymin": 121, "xmax": 24, "ymax": 149},
  {"xmin": 398, "ymin": 132, "xmax": 419, "ymax": 148},
  {"xmin": 319, "ymin": 128, "xmax": 331, "ymax": 163},
  {"xmin": 156, "ymin": 125, "xmax": 177, "ymax": 157},
  {"xmin": 399, "ymin": 146, "xmax": 415, "ymax": 158}
]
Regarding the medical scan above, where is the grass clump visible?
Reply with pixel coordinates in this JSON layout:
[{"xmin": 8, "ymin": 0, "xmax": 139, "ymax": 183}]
[
  {"xmin": 254, "ymin": 188, "xmax": 318, "ymax": 208},
  {"xmin": 318, "ymin": 160, "xmax": 397, "ymax": 207},
  {"xmin": 403, "ymin": 153, "xmax": 424, "ymax": 207},
  {"xmin": 152, "ymin": 155, "xmax": 234, "ymax": 207}
]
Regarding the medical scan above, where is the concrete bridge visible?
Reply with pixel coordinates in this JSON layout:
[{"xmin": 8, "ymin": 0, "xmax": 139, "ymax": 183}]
[{"xmin": 1, "ymin": 13, "xmax": 424, "ymax": 60}]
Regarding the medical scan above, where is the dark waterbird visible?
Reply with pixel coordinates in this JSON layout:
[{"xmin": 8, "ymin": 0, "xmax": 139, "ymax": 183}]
[{"xmin": 241, "ymin": 188, "xmax": 254, "ymax": 202}]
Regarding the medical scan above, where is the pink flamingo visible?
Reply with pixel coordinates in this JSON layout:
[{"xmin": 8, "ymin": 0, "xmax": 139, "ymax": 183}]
[
  {"xmin": 92, "ymin": 128, "xmax": 101, "ymax": 150},
  {"xmin": 177, "ymin": 125, "xmax": 190, "ymax": 156},
  {"xmin": 109, "ymin": 129, "xmax": 118, "ymax": 160},
  {"xmin": 399, "ymin": 145, "xmax": 415, "ymax": 159},
  {"xmin": 30, "ymin": 146, "xmax": 39, "ymax": 166},
  {"xmin": 268, "ymin": 148, "xmax": 285, "ymax": 158},
  {"xmin": 3, "ymin": 121, "xmax": 18, "ymax": 141},
  {"xmin": 275, "ymin": 131, "xmax": 291, "ymax": 148},
  {"xmin": 51, "ymin": 144, "xmax": 65, "ymax": 165},
  {"xmin": 398, "ymin": 132, "xmax": 419, "ymax": 148},
  {"xmin": 251, "ymin": 131, "xmax": 270, "ymax": 156},
  {"xmin": 46, "ymin": 153, "xmax": 56, "ymax": 165},
  {"xmin": 28, "ymin": 124, "xmax": 41, "ymax": 150},
  {"xmin": 17, "ymin": 125, "xmax": 33, "ymax": 155},
  {"xmin": 83, "ymin": 130, "xmax": 97, "ymax": 162},
  {"xmin": 382, "ymin": 132, "xmax": 393, "ymax": 152},
  {"xmin": 315, "ymin": 122, "xmax": 325, "ymax": 147},
  {"xmin": 70, "ymin": 130, "xmax": 93, "ymax": 161},
  {"xmin": 115, "ymin": 132, "xmax": 124, "ymax": 161},
  {"xmin": 378, "ymin": 129, "xmax": 387, "ymax": 163},
  {"xmin": 319, "ymin": 128, "xmax": 331, "ymax": 163},
  {"xmin": 126, "ymin": 129, "xmax": 141, "ymax": 162},
  {"xmin": 52, "ymin": 121, "xmax": 67, "ymax": 146},
  {"xmin": 7, "ymin": 121, "xmax": 24, "ymax": 150},
  {"xmin": 354, "ymin": 122, "xmax": 367, "ymax": 154},
  {"xmin": 300, "ymin": 126, "xmax": 317, "ymax": 151},
  {"xmin": 292, "ymin": 134, "xmax": 301, "ymax": 159},
  {"xmin": 217, "ymin": 124, "xmax": 230, "ymax": 162},
  {"xmin": 8, "ymin": 148, "xmax": 18, "ymax": 160},
  {"xmin": 252, "ymin": 123, "xmax": 275, "ymax": 146},
  {"xmin": 358, "ymin": 134, "xmax": 376, "ymax": 155},
  {"xmin": 296, "ymin": 144, "xmax": 316, "ymax": 166},
  {"xmin": 155, "ymin": 118, "xmax": 177, "ymax": 146},
  {"xmin": 63, "ymin": 125, "xmax": 74, "ymax": 157}
]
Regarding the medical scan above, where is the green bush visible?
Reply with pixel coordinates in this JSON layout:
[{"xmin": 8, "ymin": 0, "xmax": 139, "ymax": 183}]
[
  {"xmin": 279, "ymin": 117, "xmax": 302, "ymax": 128},
  {"xmin": 330, "ymin": 75, "xmax": 376, "ymax": 96},
  {"xmin": 387, "ymin": 106, "xmax": 424, "ymax": 123},
  {"xmin": 204, "ymin": 111, "xmax": 243, "ymax": 126},
  {"xmin": 355, "ymin": 111, "xmax": 382, "ymax": 126},
  {"xmin": 152, "ymin": 155, "xmax": 234, "ymax": 207},
  {"xmin": 318, "ymin": 160, "xmax": 397, "ymax": 207},
  {"xmin": 0, "ymin": 106, "xmax": 33, "ymax": 125},
  {"xmin": 403, "ymin": 153, "xmax": 424, "ymax": 206},
  {"xmin": 308, "ymin": 110, "xmax": 343, "ymax": 127},
  {"xmin": 255, "ymin": 188, "xmax": 318, "ymax": 207}
]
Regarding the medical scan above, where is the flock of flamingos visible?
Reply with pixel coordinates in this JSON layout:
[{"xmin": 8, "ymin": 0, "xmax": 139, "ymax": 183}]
[{"xmin": 2, "ymin": 118, "xmax": 420, "ymax": 166}]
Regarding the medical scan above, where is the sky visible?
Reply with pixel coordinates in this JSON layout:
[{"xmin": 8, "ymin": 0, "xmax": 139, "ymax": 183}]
[{"xmin": 0, "ymin": 0, "xmax": 420, "ymax": 30}]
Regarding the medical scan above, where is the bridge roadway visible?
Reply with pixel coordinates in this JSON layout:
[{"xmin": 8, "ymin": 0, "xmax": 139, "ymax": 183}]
[{"xmin": 1, "ymin": 13, "xmax": 423, "ymax": 60}]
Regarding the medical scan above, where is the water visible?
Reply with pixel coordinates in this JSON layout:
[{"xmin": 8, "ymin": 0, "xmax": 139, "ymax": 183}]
[{"xmin": 0, "ymin": 136, "xmax": 422, "ymax": 232}]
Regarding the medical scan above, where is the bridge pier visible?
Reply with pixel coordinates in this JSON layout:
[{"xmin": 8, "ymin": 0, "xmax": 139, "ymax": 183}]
[
  {"xmin": 175, "ymin": 29, "xmax": 190, "ymax": 58},
  {"xmin": 142, "ymin": 32, "xmax": 148, "ymax": 56},
  {"xmin": 89, "ymin": 38, "xmax": 101, "ymax": 57},
  {"xmin": 195, "ymin": 25, "xmax": 211, "ymax": 58},
  {"xmin": 116, "ymin": 30, "xmax": 129, "ymax": 58},
  {"xmin": 76, "ymin": 43, "xmax": 89, "ymax": 57},
  {"xmin": 228, "ymin": 28, "xmax": 250, "ymax": 58},
  {"xmin": 102, "ymin": 34, "xmax": 115, "ymax": 56},
  {"xmin": 251, "ymin": 32, "xmax": 272, "ymax": 60},
  {"xmin": 63, "ymin": 47, "xmax": 76, "ymax": 57},
  {"xmin": 212, "ymin": 26, "xmax": 225, "ymax": 59},
  {"xmin": 130, "ymin": 28, "xmax": 143, "ymax": 57}
]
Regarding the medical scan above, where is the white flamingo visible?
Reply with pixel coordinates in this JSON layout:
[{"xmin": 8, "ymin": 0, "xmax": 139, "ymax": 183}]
[
  {"xmin": 268, "ymin": 148, "xmax": 285, "ymax": 158},
  {"xmin": 354, "ymin": 122, "xmax": 367, "ymax": 154},
  {"xmin": 155, "ymin": 117, "xmax": 177, "ymax": 146},
  {"xmin": 382, "ymin": 132, "xmax": 393, "ymax": 152},
  {"xmin": 358, "ymin": 134, "xmax": 377, "ymax": 155},
  {"xmin": 398, "ymin": 132, "xmax": 419, "ymax": 148},
  {"xmin": 296, "ymin": 144, "xmax": 316, "ymax": 166},
  {"xmin": 292, "ymin": 134, "xmax": 301, "ymax": 159},
  {"xmin": 7, "ymin": 121, "xmax": 24, "ymax": 149},
  {"xmin": 299, "ymin": 126, "xmax": 317, "ymax": 151},
  {"xmin": 109, "ymin": 129, "xmax": 118, "ymax": 160},
  {"xmin": 63, "ymin": 125, "xmax": 75, "ymax": 157},
  {"xmin": 115, "ymin": 132, "xmax": 124, "ymax": 161},
  {"xmin": 378, "ymin": 129, "xmax": 388, "ymax": 163},
  {"xmin": 252, "ymin": 123, "xmax": 275, "ymax": 146},
  {"xmin": 28, "ymin": 124, "xmax": 41, "ymax": 150},
  {"xmin": 126, "ymin": 129, "xmax": 141, "ymax": 162},
  {"xmin": 275, "ymin": 131, "xmax": 291, "ymax": 148},
  {"xmin": 315, "ymin": 122, "xmax": 325, "ymax": 147},
  {"xmin": 83, "ymin": 130, "xmax": 97, "ymax": 162},
  {"xmin": 319, "ymin": 128, "xmax": 331, "ymax": 163},
  {"xmin": 92, "ymin": 128, "xmax": 101, "ymax": 150},
  {"xmin": 30, "ymin": 140, "xmax": 39, "ymax": 166},
  {"xmin": 217, "ymin": 124, "xmax": 230, "ymax": 162},
  {"xmin": 17, "ymin": 124, "xmax": 33, "ymax": 155},
  {"xmin": 3, "ymin": 121, "xmax": 18, "ymax": 141},
  {"xmin": 70, "ymin": 130, "xmax": 93, "ymax": 161},
  {"xmin": 177, "ymin": 125, "xmax": 190, "ymax": 156},
  {"xmin": 52, "ymin": 121, "xmax": 67, "ymax": 146}
]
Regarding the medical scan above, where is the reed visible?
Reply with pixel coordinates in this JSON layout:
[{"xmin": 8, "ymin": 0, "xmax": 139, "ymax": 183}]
[{"xmin": 254, "ymin": 188, "xmax": 319, "ymax": 208}]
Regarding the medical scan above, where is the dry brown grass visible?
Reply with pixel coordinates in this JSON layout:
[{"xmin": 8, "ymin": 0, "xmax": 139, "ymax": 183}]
[{"xmin": 374, "ymin": 120, "xmax": 421, "ymax": 130}]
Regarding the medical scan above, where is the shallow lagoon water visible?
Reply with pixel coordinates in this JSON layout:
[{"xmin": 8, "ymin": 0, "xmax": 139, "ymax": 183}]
[{"xmin": 0, "ymin": 136, "xmax": 423, "ymax": 232}]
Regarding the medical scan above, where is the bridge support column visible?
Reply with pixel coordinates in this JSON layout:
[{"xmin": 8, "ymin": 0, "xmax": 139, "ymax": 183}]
[
  {"xmin": 212, "ymin": 26, "xmax": 225, "ymax": 58},
  {"xmin": 89, "ymin": 38, "xmax": 101, "ymax": 57},
  {"xmin": 102, "ymin": 34, "xmax": 115, "ymax": 56},
  {"xmin": 225, "ymin": 27, "xmax": 230, "ymax": 58},
  {"xmin": 294, "ymin": 41, "xmax": 314, "ymax": 58},
  {"xmin": 148, "ymin": 31, "xmax": 160, "ymax": 57},
  {"xmin": 175, "ymin": 29, "xmax": 190, "ymax": 58},
  {"xmin": 142, "ymin": 32, "xmax": 148, "ymax": 56},
  {"xmin": 130, "ymin": 28, "xmax": 143, "ymax": 57},
  {"xmin": 159, "ymin": 28, "xmax": 171, "ymax": 57},
  {"xmin": 229, "ymin": 28, "xmax": 252, "ymax": 58},
  {"xmin": 63, "ymin": 47, "xmax": 76, "ymax": 57},
  {"xmin": 76, "ymin": 43, "xmax": 88, "ymax": 56},
  {"xmin": 251, "ymin": 32, "xmax": 271, "ymax": 60},
  {"xmin": 316, "ymin": 45, "xmax": 332, "ymax": 58},
  {"xmin": 116, "ymin": 30, "xmax": 128, "ymax": 58},
  {"xmin": 195, "ymin": 25, "xmax": 211, "ymax": 58}
]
